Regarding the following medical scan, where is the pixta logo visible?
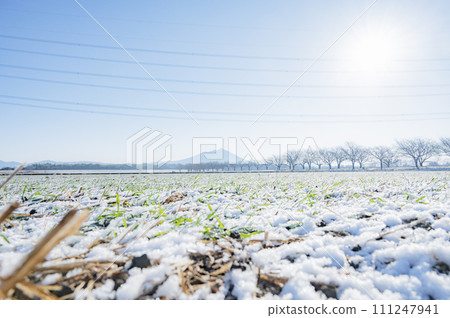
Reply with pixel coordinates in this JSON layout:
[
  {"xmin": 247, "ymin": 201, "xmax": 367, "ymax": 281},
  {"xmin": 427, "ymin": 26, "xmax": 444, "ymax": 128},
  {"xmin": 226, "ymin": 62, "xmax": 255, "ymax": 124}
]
[{"xmin": 126, "ymin": 127, "xmax": 172, "ymax": 172}]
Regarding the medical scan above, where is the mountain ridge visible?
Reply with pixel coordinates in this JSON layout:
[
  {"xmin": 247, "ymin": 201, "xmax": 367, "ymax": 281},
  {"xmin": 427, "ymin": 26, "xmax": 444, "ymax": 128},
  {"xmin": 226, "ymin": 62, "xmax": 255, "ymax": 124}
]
[{"xmin": 0, "ymin": 149, "xmax": 244, "ymax": 169}]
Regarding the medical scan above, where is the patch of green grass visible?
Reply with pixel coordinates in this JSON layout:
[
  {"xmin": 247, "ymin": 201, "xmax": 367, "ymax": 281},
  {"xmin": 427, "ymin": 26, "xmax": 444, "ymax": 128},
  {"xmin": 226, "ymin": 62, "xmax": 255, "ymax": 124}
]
[
  {"xmin": 415, "ymin": 196, "xmax": 428, "ymax": 204},
  {"xmin": 286, "ymin": 222, "xmax": 303, "ymax": 230},
  {"xmin": 0, "ymin": 234, "xmax": 9, "ymax": 244},
  {"xmin": 170, "ymin": 216, "xmax": 193, "ymax": 227},
  {"xmin": 200, "ymin": 225, "xmax": 230, "ymax": 240},
  {"xmin": 153, "ymin": 231, "xmax": 169, "ymax": 238}
]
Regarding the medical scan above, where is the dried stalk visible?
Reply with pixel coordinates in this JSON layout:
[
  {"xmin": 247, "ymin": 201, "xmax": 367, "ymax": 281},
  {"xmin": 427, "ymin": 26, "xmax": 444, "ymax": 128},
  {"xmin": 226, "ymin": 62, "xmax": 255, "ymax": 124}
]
[
  {"xmin": 7, "ymin": 213, "xmax": 46, "ymax": 219},
  {"xmin": 0, "ymin": 208, "xmax": 89, "ymax": 298},
  {"xmin": 135, "ymin": 219, "xmax": 164, "ymax": 240},
  {"xmin": 34, "ymin": 258, "xmax": 128, "ymax": 273},
  {"xmin": 117, "ymin": 220, "xmax": 140, "ymax": 244},
  {"xmin": 0, "ymin": 202, "xmax": 20, "ymax": 226},
  {"xmin": 16, "ymin": 281, "xmax": 59, "ymax": 300},
  {"xmin": 0, "ymin": 163, "xmax": 25, "ymax": 190}
]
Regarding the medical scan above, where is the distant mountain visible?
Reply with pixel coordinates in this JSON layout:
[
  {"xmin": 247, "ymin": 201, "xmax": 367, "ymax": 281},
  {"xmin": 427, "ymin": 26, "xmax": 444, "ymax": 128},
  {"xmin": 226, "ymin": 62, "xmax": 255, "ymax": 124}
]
[
  {"xmin": 33, "ymin": 160, "xmax": 59, "ymax": 165},
  {"xmin": 170, "ymin": 149, "xmax": 245, "ymax": 165},
  {"xmin": 0, "ymin": 160, "xmax": 21, "ymax": 169},
  {"xmin": 0, "ymin": 160, "xmax": 135, "ymax": 171},
  {"xmin": 1, "ymin": 150, "xmax": 245, "ymax": 171}
]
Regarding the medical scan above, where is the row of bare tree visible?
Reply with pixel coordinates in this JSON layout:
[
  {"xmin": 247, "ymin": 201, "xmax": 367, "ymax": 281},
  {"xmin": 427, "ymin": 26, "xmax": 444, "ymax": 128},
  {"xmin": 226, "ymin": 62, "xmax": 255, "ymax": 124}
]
[
  {"xmin": 270, "ymin": 138, "xmax": 450, "ymax": 171},
  {"xmin": 171, "ymin": 138, "xmax": 450, "ymax": 172},
  {"xmin": 268, "ymin": 144, "xmax": 398, "ymax": 171}
]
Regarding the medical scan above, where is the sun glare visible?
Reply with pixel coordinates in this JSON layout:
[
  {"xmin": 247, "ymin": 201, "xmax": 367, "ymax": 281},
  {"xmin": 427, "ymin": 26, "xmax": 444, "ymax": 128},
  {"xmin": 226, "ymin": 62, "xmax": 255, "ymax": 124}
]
[{"xmin": 349, "ymin": 30, "xmax": 399, "ymax": 73}]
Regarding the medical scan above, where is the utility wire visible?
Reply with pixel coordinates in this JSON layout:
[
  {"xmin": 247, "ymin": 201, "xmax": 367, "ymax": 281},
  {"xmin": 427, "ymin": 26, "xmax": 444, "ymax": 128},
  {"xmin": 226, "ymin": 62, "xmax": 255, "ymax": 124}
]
[
  {"xmin": 2, "ymin": 33, "xmax": 450, "ymax": 62},
  {"xmin": 0, "ymin": 25, "xmax": 332, "ymax": 49},
  {"xmin": 2, "ymin": 47, "xmax": 450, "ymax": 74},
  {"xmin": 0, "ymin": 34, "xmax": 324, "ymax": 61},
  {"xmin": 72, "ymin": 0, "xmax": 198, "ymax": 124},
  {"xmin": 2, "ymin": 100, "xmax": 450, "ymax": 124},
  {"xmin": 1, "ymin": 94, "xmax": 449, "ymax": 118},
  {"xmin": 0, "ymin": 7, "xmax": 334, "ymax": 32},
  {"xmin": 2, "ymin": 63, "xmax": 450, "ymax": 89},
  {"xmin": 253, "ymin": 0, "xmax": 380, "ymax": 124},
  {"xmin": 2, "ymin": 74, "xmax": 450, "ymax": 99}
]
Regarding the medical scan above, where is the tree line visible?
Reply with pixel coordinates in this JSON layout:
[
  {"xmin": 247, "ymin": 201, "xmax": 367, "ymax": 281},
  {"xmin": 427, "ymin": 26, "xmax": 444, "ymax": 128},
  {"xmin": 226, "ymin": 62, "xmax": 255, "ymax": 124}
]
[
  {"xmin": 20, "ymin": 163, "xmax": 136, "ymax": 171},
  {"xmin": 170, "ymin": 137, "xmax": 450, "ymax": 172},
  {"xmin": 7, "ymin": 137, "xmax": 450, "ymax": 172}
]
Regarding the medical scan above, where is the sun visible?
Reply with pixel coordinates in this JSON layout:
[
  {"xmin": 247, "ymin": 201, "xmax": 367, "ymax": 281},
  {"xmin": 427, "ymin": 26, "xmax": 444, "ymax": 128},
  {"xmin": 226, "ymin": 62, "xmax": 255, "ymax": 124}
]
[{"xmin": 348, "ymin": 29, "xmax": 399, "ymax": 73}]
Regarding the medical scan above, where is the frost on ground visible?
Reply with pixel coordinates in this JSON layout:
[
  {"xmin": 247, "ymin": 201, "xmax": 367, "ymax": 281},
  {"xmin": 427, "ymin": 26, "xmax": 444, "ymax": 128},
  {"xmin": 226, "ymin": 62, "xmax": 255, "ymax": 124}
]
[{"xmin": 0, "ymin": 171, "xmax": 449, "ymax": 300}]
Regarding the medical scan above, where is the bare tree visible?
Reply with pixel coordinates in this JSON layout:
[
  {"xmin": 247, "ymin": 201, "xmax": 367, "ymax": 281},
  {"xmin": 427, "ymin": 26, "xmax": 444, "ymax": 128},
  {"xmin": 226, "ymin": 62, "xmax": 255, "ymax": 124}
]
[
  {"xmin": 297, "ymin": 157, "xmax": 306, "ymax": 170},
  {"xmin": 262, "ymin": 157, "xmax": 273, "ymax": 170},
  {"xmin": 342, "ymin": 142, "xmax": 361, "ymax": 170},
  {"xmin": 371, "ymin": 146, "xmax": 389, "ymax": 170},
  {"xmin": 371, "ymin": 146, "xmax": 398, "ymax": 169},
  {"xmin": 247, "ymin": 161, "xmax": 259, "ymax": 171},
  {"xmin": 303, "ymin": 149, "xmax": 315, "ymax": 170},
  {"xmin": 234, "ymin": 163, "xmax": 241, "ymax": 171},
  {"xmin": 285, "ymin": 150, "xmax": 300, "ymax": 170},
  {"xmin": 319, "ymin": 149, "xmax": 335, "ymax": 169},
  {"xmin": 440, "ymin": 137, "xmax": 450, "ymax": 156},
  {"xmin": 271, "ymin": 154, "xmax": 285, "ymax": 171},
  {"xmin": 383, "ymin": 149, "xmax": 398, "ymax": 168},
  {"xmin": 312, "ymin": 150, "xmax": 323, "ymax": 169},
  {"xmin": 332, "ymin": 147, "xmax": 347, "ymax": 169},
  {"xmin": 356, "ymin": 147, "xmax": 370, "ymax": 169},
  {"xmin": 397, "ymin": 138, "xmax": 437, "ymax": 169}
]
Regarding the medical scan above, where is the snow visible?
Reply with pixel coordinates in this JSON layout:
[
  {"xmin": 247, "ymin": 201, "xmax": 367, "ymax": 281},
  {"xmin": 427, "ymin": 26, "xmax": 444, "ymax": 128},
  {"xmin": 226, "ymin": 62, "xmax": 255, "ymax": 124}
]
[
  {"xmin": 86, "ymin": 246, "xmax": 116, "ymax": 260},
  {"xmin": 281, "ymin": 273, "xmax": 323, "ymax": 300},
  {"xmin": 92, "ymin": 279, "xmax": 115, "ymax": 300},
  {"xmin": 433, "ymin": 217, "xmax": 450, "ymax": 231},
  {"xmin": 229, "ymin": 268, "xmax": 258, "ymax": 300},
  {"xmin": 154, "ymin": 275, "xmax": 181, "ymax": 299},
  {"xmin": 0, "ymin": 171, "xmax": 449, "ymax": 299},
  {"xmin": 66, "ymin": 267, "xmax": 83, "ymax": 279},
  {"xmin": 116, "ymin": 265, "xmax": 170, "ymax": 300},
  {"xmin": 38, "ymin": 273, "xmax": 62, "ymax": 285}
]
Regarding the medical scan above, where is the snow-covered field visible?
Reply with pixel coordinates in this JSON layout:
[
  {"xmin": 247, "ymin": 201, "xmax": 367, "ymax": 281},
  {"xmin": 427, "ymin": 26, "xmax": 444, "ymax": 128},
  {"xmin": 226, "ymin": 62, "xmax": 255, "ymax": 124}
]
[{"xmin": 0, "ymin": 171, "xmax": 449, "ymax": 300}]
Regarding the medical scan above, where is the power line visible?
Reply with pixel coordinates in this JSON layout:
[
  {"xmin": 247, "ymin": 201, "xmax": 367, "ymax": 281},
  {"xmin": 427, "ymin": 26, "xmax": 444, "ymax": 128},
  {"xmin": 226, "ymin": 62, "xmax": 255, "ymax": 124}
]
[
  {"xmin": 2, "ymin": 100, "xmax": 450, "ymax": 124},
  {"xmin": 0, "ymin": 34, "xmax": 320, "ymax": 61},
  {"xmin": 72, "ymin": 0, "xmax": 198, "ymax": 124},
  {"xmin": 2, "ymin": 74, "xmax": 450, "ymax": 99},
  {"xmin": 2, "ymin": 47, "xmax": 450, "ymax": 74},
  {"xmin": 2, "ymin": 94, "xmax": 449, "ymax": 118},
  {"xmin": 0, "ymin": 25, "xmax": 325, "ymax": 50},
  {"xmin": 2, "ymin": 63, "xmax": 450, "ymax": 89},
  {"xmin": 0, "ymin": 7, "xmax": 328, "ymax": 32},
  {"xmin": 0, "ymin": 47, "xmax": 299, "ymax": 73},
  {"xmin": 253, "ymin": 0, "xmax": 377, "ymax": 124},
  {"xmin": 0, "ymin": 101, "xmax": 187, "ymax": 121},
  {"xmin": 2, "ymin": 34, "xmax": 450, "ymax": 62}
]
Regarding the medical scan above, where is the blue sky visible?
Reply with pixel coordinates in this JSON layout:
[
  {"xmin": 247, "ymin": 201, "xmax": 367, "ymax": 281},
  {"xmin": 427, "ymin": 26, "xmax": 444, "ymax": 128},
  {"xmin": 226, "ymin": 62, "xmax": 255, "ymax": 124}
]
[{"xmin": 1, "ymin": 0, "xmax": 449, "ymax": 163}]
